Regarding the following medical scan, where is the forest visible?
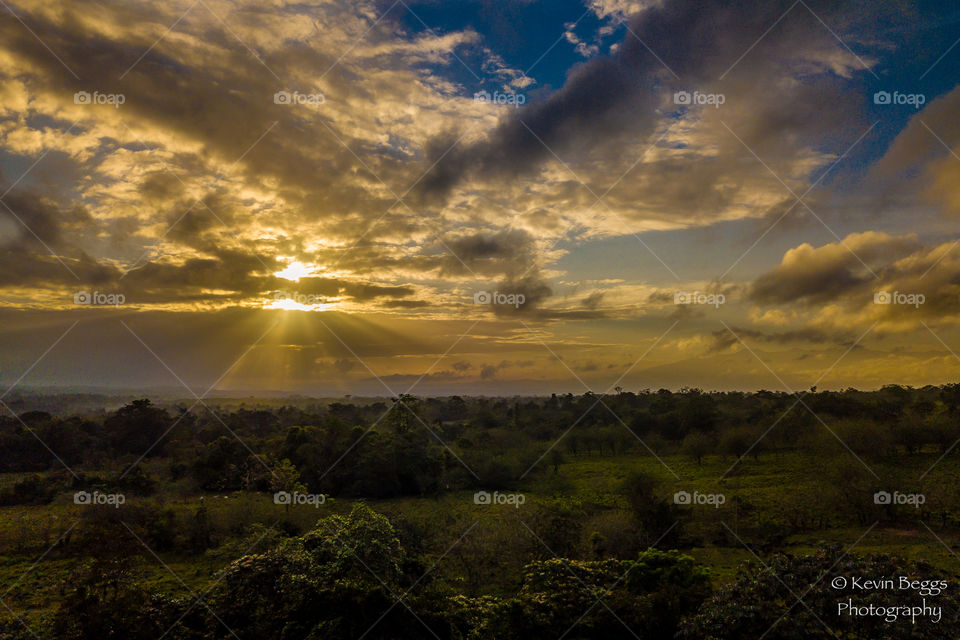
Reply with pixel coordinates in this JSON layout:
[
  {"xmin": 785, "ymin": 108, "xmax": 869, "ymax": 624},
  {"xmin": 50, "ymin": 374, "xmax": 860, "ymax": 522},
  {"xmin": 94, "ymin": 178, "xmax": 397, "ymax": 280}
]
[{"xmin": 2, "ymin": 385, "xmax": 960, "ymax": 638}]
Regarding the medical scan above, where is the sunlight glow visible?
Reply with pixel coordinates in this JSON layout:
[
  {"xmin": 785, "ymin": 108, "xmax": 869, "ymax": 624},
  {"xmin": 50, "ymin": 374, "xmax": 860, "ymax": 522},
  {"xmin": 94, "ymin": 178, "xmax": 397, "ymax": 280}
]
[
  {"xmin": 274, "ymin": 260, "xmax": 314, "ymax": 281},
  {"xmin": 266, "ymin": 298, "xmax": 329, "ymax": 311}
]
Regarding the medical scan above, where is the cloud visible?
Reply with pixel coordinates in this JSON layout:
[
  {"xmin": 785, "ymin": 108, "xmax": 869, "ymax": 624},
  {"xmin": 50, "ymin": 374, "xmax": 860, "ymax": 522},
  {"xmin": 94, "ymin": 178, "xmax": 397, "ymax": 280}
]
[
  {"xmin": 418, "ymin": 0, "xmax": 880, "ymax": 213},
  {"xmin": 747, "ymin": 233, "xmax": 960, "ymax": 337},
  {"xmin": 870, "ymin": 86, "xmax": 960, "ymax": 218},
  {"xmin": 750, "ymin": 232, "xmax": 922, "ymax": 306}
]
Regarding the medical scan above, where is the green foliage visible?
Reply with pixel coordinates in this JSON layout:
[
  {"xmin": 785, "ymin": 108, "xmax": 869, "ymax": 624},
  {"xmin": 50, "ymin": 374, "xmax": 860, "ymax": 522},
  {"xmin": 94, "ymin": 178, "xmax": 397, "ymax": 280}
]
[{"xmin": 679, "ymin": 547, "xmax": 960, "ymax": 639}]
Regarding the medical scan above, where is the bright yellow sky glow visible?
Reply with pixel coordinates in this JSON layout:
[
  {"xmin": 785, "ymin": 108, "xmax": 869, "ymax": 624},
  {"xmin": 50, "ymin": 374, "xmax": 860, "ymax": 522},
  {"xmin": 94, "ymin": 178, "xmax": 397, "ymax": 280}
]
[
  {"xmin": 1, "ymin": 0, "xmax": 959, "ymax": 395},
  {"xmin": 265, "ymin": 297, "xmax": 329, "ymax": 311},
  {"xmin": 274, "ymin": 261, "xmax": 315, "ymax": 282}
]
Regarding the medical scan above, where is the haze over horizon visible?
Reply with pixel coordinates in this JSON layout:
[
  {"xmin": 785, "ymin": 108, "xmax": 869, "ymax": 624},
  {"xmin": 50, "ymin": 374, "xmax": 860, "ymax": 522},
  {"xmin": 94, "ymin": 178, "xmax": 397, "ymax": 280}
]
[{"xmin": 2, "ymin": 0, "xmax": 960, "ymax": 396}]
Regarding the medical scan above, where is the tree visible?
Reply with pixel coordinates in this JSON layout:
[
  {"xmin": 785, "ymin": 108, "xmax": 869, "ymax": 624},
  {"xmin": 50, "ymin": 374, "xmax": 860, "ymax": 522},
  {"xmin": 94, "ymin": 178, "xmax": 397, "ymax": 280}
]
[
  {"xmin": 104, "ymin": 399, "xmax": 172, "ymax": 457},
  {"xmin": 204, "ymin": 503, "xmax": 428, "ymax": 640},
  {"xmin": 679, "ymin": 547, "xmax": 960, "ymax": 639},
  {"xmin": 620, "ymin": 472, "xmax": 680, "ymax": 547},
  {"xmin": 480, "ymin": 550, "xmax": 710, "ymax": 640},
  {"xmin": 682, "ymin": 431, "xmax": 713, "ymax": 465}
]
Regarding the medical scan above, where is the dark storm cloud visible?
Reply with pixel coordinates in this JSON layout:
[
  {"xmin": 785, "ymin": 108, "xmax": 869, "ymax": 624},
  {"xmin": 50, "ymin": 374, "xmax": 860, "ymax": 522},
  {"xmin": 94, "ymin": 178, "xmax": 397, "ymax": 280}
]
[
  {"xmin": 489, "ymin": 274, "xmax": 553, "ymax": 317},
  {"xmin": 0, "ymin": 190, "xmax": 92, "ymax": 248},
  {"xmin": 419, "ymin": 0, "xmax": 886, "ymax": 199},
  {"xmin": 0, "ymin": 189, "xmax": 118, "ymax": 288},
  {"xmin": 441, "ymin": 229, "xmax": 539, "ymax": 278}
]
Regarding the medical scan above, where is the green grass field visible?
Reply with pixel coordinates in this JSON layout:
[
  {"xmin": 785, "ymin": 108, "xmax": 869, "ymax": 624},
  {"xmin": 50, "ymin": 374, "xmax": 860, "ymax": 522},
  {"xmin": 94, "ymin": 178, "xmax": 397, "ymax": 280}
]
[{"xmin": 3, "ymin": 446, "xmax": 959, "ymax": 630}]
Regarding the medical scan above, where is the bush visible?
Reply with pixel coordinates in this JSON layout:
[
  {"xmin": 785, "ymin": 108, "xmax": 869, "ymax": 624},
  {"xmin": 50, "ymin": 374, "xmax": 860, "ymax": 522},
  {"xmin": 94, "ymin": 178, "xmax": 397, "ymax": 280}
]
[{"xmin": 679, "ymin": 547, "xmax": 960, "ymax": 639}]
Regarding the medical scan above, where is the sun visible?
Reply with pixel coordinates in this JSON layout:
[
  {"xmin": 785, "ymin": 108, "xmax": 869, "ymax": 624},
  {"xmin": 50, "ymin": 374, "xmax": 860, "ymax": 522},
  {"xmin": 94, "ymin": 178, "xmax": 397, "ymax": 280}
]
[
  {"xmin": 274, "ymin": 260, "xmax": 314, "ymax": 282},
  {"xmin": 266, "ymin": 297, "xmax": 330, "ymax": 311}
]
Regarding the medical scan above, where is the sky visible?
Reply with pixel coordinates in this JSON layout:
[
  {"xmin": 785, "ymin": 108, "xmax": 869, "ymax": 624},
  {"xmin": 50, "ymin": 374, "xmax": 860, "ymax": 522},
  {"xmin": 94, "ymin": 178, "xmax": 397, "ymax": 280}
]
[{"xmin": 1, "ymin": 0, "xmax": 959, "ymax": 396}]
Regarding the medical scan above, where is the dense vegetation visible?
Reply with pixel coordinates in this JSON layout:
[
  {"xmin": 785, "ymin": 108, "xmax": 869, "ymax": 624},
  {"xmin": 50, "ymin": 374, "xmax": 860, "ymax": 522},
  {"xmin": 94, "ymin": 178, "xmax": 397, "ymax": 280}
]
[{"xmin": 2, "ymin": 385, "xmax": 960, "ymax": 638}]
